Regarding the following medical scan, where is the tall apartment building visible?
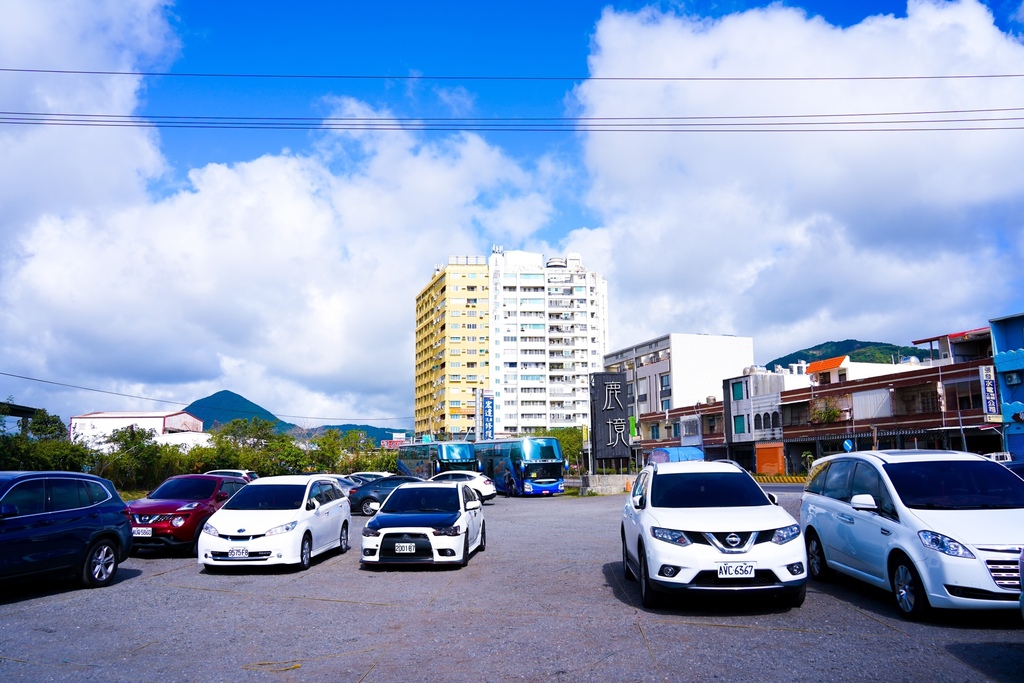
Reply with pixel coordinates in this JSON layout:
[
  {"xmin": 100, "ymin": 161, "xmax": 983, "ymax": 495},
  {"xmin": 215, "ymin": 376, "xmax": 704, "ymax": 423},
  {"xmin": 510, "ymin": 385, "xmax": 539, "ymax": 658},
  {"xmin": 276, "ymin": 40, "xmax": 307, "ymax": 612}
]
[
  {"xmin": 488, "ymin": 248, "xmax": 608, "ymax": 435},
  {"xmin": 414, "ymin": 256, "xmax": 491, "ymax": 438},
  {"xmin": 414, "ymin": 249, "xmax": 608, "ymax": 439}
]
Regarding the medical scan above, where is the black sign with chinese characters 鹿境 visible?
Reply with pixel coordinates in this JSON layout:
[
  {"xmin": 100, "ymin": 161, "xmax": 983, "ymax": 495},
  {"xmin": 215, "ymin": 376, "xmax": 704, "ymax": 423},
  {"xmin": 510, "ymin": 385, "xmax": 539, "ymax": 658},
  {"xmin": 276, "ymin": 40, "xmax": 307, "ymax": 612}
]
[{"xmin": 589, "ymin": 372, "xmax": 630, "ymax": 460}]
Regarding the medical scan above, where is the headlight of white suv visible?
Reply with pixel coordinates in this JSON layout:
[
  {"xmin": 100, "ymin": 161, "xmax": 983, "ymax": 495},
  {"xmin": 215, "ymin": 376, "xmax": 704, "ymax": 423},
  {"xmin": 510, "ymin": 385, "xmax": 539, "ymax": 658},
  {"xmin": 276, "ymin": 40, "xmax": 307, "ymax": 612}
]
[
  {"xmin": 651, "ymin": 527, "xmax": 691, "ymax": 547},
  {"xmin": 918, "ymin": 530, "xmax": 975, "ymax": 558},
  {"xmin": 771, "ymin": 524, "xmax": 801, "ymax": 545},
  {"xmin": 202, "ymin": 522, "xmax": 219, "ymax": 537}
]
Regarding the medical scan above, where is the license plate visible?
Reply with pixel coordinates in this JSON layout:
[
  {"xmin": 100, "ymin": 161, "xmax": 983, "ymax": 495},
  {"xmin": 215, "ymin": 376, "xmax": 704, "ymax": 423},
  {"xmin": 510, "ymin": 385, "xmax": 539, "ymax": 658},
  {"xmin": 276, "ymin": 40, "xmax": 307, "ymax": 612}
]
[
  {"xmin": 394, "ymin": 543, "xmax": 416, "ymax": 553},
  {"xmin": 228, "ymin": 548, "xmax": 249, "ymax": 558},
  {"xmin": 132, "ymin": 527, "xmax": 152, "ymax": 537},
  {"xmin": 717, "ymin": 562, "xmax": 755, "ymax": 578}
]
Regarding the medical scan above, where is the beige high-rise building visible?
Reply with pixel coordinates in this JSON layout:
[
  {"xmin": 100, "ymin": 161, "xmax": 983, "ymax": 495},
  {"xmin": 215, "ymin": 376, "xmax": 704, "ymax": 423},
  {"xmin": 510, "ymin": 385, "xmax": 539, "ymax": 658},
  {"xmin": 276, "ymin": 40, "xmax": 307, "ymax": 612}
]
[{"xmin": 414, "ymin": 256, "xmax": 491, "ymax": 439}]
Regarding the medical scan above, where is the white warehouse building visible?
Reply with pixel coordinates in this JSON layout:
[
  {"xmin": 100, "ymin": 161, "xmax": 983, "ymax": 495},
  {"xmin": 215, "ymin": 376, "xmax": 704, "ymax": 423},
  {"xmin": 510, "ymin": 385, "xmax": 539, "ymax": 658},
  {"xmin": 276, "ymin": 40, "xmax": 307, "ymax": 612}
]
[{"xmin": 70, "ymin": 410, "xmax": 208, "ymax": 451}]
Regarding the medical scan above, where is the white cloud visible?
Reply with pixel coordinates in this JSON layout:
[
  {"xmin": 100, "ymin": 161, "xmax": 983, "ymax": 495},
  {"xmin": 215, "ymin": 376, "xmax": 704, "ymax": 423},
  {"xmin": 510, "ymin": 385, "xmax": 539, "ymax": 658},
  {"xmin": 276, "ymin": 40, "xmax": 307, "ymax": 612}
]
[{"xmin": 571, "ymin": 0, "xmax": 1024, "ymax": 362}]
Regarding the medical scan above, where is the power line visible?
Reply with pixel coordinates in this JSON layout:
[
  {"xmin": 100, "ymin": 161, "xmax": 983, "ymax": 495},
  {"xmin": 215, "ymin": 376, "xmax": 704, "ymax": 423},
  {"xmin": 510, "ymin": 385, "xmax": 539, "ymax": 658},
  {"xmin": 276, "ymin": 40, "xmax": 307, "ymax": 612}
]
[
  {"xmin": 3, "ymin": 108, "xmax": 1024, "ymax": 132},
  {"xmin": 3, "ymin": 66, "xmax": 1024, "ymax": 82},
  {"xmin": 0, "ymin": 371, "xmax": 413, "ymax": 423}
]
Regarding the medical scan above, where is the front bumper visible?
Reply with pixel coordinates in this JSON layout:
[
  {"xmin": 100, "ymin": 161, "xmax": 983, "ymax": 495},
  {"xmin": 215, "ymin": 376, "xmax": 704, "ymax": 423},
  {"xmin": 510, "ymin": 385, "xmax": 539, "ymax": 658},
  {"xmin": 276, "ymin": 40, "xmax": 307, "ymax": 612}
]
[
  {"xmin": 197, "ymin": 530, "xmax": 303, "ymax": 567},
  {"xmin": 361, "ymin": 527, "xmax": 466, "ymax": 565},
  {"xmin": 646, "ymin": 536, "xmax": 807, "ymax": 595},
  {"xmin": 917, "ymin": 548, "xmax": 1022, "ymax": 610}
]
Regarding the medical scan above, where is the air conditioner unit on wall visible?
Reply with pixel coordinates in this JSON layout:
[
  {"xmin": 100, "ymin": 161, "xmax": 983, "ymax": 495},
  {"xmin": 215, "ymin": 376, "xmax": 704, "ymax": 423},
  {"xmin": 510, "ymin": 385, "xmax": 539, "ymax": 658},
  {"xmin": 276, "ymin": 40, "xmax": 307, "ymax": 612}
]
[{"xmin": 1006, "ymin": 372, "xmax": 1022, "ymax": 386}]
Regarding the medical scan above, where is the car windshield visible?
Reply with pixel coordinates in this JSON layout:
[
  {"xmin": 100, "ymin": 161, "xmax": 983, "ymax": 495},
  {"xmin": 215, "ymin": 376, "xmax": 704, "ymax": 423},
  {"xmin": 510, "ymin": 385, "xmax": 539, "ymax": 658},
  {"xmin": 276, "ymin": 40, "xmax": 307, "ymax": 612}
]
[
  {"xmin": 381, "ymin": 487, "xmax": 459, "ymax": 513},
  {"xmin": 884, "ymin": 460, "xmax": 1024, "ymax": 510},
  {"xmin": 650, "ymin": 472, "xmax": 769, "ymax": 508},
  {"xmin": 223, "ymin": 484, "xmax": 305, "ymax": 511},
  {"xmin": 150, "ymin": 478, "xmax": 217, "ymax": 501}
]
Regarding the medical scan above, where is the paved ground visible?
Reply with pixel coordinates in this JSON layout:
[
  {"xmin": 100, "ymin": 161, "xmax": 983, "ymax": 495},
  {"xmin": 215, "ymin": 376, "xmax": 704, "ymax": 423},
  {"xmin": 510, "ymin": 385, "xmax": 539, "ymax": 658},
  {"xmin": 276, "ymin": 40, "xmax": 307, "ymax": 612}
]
[{"xmin": 1, "ymin": 491, "xmax": 1022, "ymax": 682}]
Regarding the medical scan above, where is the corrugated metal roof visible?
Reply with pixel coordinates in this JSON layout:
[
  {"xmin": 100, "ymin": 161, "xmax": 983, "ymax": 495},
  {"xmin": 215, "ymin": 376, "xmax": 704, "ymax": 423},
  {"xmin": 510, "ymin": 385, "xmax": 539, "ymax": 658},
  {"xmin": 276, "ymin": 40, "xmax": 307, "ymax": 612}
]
[{"xmin": 805, "ymin": 356, "xmax": 848, "ymax": 374}]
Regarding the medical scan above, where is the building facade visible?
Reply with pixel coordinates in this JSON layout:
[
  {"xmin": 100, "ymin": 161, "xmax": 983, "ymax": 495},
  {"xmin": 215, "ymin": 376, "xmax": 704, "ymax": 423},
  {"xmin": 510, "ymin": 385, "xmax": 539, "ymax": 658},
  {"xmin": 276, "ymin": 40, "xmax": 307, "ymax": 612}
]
[
  {"xmin": 604, "ymin": 332, "xmax": 755, "ymax": 430},
  {"xmin": 488, "ymin": 249, "xmax": 608, "ymax": 435},
  {"xmin": 990, "ymin": 312, "xmax": 1024, "ymax": 457},
  {"xmin": 69, "ymin": 411, "xmax": 205, "ymax": 451},
  {"xmin": 413, "ymin": 256, "xmax": 491, "ymax": 439}
]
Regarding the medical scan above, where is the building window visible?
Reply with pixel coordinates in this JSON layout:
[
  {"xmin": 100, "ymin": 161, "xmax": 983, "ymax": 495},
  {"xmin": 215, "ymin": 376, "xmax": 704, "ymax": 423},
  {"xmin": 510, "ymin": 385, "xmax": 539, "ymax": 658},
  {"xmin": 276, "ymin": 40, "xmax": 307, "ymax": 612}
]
[
  {"xmin": 754, "ymin": 414, "xmax": 763, "ymax": 430},
  {"xmin": 661, "ymin": 400, "xmax": 670, "ymax": 410},
  {"xmin": 651, "ymin": 424, "xmax": 661, "ymax": 439},
  {"xmin": 660, "ymin": 374, "xmax": 670, "ymax": 389},
  {"xmin": 734, "ymin": 415, "xmax": 745, "ymax": 434},
  {"xmin": 732, "ymin": 382, "xmax": 744, "ymax": 401}
]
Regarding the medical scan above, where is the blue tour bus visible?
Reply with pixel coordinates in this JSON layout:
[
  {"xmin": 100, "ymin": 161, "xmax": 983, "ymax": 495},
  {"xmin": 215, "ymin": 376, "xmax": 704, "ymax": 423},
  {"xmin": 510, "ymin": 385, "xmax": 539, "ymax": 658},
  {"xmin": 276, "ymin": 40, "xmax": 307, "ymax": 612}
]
[
  {"xmin": 473, "ymin": 437, "xmax": 565, "ymax": 496},
  {"xmin": 395, "ymin": 441, "xmax": 477, "ymax": 480}
]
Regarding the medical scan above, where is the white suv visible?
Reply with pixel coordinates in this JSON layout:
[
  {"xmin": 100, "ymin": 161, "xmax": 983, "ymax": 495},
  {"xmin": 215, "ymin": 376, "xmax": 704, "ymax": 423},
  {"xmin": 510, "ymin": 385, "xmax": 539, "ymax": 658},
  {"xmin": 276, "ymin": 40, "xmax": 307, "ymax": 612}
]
[
  {"xmin": 621, "ymin": 460, "xmax": 807, "ymax": 609},
  {"xmin": 801, "ymin": 450, "xmax": 1024, "ymax": 620}
]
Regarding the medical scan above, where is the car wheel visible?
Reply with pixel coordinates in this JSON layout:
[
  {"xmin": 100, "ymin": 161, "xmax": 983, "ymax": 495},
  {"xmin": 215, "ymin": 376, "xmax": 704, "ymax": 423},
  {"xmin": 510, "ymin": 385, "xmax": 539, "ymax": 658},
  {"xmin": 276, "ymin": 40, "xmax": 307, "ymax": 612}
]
[
  {"xmin": 783, "ymin": 584, "xmax": 806, "ymax": 608},
  {"xmin": 478, "ymin": 523, "xmax": 486, "ymax": 552},
  {"xmin": 622, "ymin": 533, "xmax": 635, "ymax": 582},
  {"xmin": 638, "ymin": 546, "xmax": 658, "ymax": 609},
  {"xmin": 461, "ymin": 533, "xmax": 471, "ymax": 567},
  {"xmin": 339, "ymin": 522, "xmax": 349, "ymax": 554},
  {"xmin": 299, "ymin": 534, "xmax": 312, "ymax": 571},
  {"xmin": 81, "ymin": 538, "xmax": 118, "ymax": 588},
  {"xmin": 189, "ymin": 524, "xmax": 204, "ymax": 557},
  {"xmin": 890, "ymin": 556, "xmax": 930, "ymax": 620},
  {"xmin": 805, "ymin": 530, "xmax": 832, "ymax": 581},
  {"xmin": 361, "ymin": 499, "xmax": 377, "ymax": 516}
]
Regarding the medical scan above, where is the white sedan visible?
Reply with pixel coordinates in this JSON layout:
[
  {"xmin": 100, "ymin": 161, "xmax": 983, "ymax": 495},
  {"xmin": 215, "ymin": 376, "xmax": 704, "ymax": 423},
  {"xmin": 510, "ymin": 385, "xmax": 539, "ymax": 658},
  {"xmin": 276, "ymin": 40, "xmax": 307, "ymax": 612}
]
[
  {"xmin": 198, "ymin": 475, "xmax": 351, "ymax": 571},
  {"xmin": 361, "ymin": 482, "xmax": 485, "ymax": 567},
  {"xmin": 429, "ymin": 470, "xmax": 497, "ymax": 501}
]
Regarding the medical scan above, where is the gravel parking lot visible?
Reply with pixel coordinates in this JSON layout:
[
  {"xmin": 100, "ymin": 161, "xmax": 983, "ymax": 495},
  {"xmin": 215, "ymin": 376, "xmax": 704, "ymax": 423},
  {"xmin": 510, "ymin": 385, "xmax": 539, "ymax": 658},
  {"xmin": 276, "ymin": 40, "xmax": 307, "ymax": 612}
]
[{"xmin": 1, "ymin": 491, "xmax": 1022, "ymax": 682}]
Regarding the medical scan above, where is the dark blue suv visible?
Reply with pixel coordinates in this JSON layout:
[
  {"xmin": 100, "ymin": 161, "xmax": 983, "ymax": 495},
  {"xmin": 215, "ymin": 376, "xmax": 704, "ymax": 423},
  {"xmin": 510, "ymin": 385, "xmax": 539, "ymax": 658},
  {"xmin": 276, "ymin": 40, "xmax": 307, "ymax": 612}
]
[{"xmin": 0, "ymin": 471, "xmax": 132, "ymax": 588}]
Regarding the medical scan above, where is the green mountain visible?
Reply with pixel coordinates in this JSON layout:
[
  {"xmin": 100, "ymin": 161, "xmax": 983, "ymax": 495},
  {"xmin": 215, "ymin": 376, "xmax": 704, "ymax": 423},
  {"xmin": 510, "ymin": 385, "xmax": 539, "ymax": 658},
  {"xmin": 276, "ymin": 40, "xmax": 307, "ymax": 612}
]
[
  {"xmin": 183, "ymin": 390, "xmax": 406, "ymax": 445},
  {"xmin": 765, "ymin": 339, "xmax": 932, "ymax": 371}
]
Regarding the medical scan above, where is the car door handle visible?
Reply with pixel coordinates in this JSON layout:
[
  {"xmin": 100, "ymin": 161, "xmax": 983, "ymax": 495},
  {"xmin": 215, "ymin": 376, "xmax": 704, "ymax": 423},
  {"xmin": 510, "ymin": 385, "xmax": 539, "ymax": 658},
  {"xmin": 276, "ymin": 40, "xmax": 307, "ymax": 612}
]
[
  {"xmin": 881, "ymin": 528, "xmax": 892, "ymax": 536},
  {"xmin": 837, "ymin": 513, "xmax": 855, "ymax": 524}
]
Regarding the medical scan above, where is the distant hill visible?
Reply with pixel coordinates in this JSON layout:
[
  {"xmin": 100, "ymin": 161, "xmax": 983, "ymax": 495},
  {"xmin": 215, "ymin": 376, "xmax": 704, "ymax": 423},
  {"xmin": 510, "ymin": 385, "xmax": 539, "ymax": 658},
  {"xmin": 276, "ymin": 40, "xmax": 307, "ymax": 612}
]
[
  {"xmin": 765, "ymin": 339, "xmax": 932, "ymax": 371},
  {"xmin": 183, "ymin": 390, "xmax": 406, "ymax": 445}
]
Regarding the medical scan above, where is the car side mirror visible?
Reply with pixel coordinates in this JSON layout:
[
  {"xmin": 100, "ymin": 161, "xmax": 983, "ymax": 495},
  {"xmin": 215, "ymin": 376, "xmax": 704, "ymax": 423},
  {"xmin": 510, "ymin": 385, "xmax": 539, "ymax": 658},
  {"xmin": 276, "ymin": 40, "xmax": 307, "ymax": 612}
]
[
  {"xmin": 766, "ymin": 492, "xmax": 779, "ymax": 505},
  {"xmin": 306, "ymin": 499, "xmax": 319, "ymax": 511},
  {"xmin": 631, "ymin": 495, "xmax": 645, "ymax": 510},
  {"xmin": 466, "ymin": 500, "xmax": 481, "ymax": 511},
  {"xmin": 368, "ymin": 501, "xmax": 380, "ymax": 513},
  {"xmin": 0, "ymin": 503, "xmax": 19, "ymax": 518},
  {"xmin": 850, "ymin": 493, "xmax": 877, "ymax": 511},
  {"xmin": 216, "ymin": 492, "xmax": 229, "ymax": 502}
]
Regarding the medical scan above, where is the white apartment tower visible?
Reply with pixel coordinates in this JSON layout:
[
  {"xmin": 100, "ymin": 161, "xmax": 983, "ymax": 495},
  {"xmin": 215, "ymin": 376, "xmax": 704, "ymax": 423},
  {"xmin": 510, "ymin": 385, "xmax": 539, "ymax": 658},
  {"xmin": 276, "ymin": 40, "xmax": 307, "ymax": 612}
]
[{"xmin": 488, "ymin": 248, "xmax": 609, "ymax": 435}]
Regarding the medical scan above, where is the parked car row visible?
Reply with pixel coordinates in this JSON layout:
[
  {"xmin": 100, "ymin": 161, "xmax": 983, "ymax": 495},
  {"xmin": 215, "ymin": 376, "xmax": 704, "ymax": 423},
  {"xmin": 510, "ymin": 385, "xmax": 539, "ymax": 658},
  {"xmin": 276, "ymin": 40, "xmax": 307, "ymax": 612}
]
[{"xmin": 621, "ymin": 449, "xmax": 1024, "ymax": 621}]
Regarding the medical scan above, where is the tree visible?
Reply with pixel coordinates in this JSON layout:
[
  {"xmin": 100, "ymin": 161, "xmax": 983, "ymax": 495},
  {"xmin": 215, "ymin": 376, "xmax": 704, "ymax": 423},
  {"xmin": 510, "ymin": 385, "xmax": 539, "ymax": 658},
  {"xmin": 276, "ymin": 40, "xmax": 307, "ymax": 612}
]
[{"xmin": 22, "ymin": 409, "xmax": 69, "ymax": 441}]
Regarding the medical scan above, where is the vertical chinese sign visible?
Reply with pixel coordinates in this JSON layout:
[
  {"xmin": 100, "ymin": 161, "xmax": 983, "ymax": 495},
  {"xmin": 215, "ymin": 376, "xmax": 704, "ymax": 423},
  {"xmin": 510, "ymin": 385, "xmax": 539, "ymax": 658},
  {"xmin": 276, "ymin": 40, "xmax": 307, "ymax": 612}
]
[{"xmin": 589, "ymin": 372, "xmax": 631, "ymax": 460}]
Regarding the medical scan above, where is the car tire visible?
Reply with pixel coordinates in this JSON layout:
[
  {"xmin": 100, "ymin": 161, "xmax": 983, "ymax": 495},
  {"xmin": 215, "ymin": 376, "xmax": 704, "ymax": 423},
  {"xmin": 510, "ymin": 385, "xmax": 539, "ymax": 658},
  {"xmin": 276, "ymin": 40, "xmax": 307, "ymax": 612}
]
[
  {"xmin": 478, "ymin": 523, "xmax": 486, "ymax": 552},
  {"xmin": 189, "ymin": 524, "xmax": 204, "ymax": 557},
  {"xmin": 81, "ymin": 538, "xmax": 119, "ymax": 588},
  {"xmin": 361, "ymin": 499, "xmax": 377, "ymax": 516},
  {"xmin": 805, "ymin": 530, "xmax": 832, "ymax": 581},
  {"xmin": 783, "ymin": 584, "xmax": 806, "ymax": 608},
  {"xmin": 461, "ymin": 533, "xmax": 471, "ymax": 567},
  {"xmin": 339, "ymin": 522, "xmax": 349, "ymax": 554},
  {"xmin": 622, "ymin": 533, "xmax": 635, "ymax": 582},
  {"xmin": 299, "ymin": 533, "xmax": 312, "ymax": 571},
  {"xmin": 890, "ymin": 555, "xmax": 930, "ymax": 620},
  {"xmin": 638, "ymin": 546, "xmax": 658, "ymax": 609}
]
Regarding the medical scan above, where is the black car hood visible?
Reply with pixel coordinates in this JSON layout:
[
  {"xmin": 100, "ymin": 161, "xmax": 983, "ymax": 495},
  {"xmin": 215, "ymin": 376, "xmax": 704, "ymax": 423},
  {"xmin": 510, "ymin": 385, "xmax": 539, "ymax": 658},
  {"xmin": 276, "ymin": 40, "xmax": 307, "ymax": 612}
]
[{"xmin": 368, "ymin": 511, "xmax": 460, "ymax": 529}]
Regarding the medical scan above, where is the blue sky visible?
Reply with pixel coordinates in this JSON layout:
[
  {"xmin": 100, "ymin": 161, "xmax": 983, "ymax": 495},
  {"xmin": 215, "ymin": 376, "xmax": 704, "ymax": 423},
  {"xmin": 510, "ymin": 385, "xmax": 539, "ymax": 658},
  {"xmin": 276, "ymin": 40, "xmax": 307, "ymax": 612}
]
[{"xmin": 2, "ymin": 0, "xmax": 1023, "ymax": 428}]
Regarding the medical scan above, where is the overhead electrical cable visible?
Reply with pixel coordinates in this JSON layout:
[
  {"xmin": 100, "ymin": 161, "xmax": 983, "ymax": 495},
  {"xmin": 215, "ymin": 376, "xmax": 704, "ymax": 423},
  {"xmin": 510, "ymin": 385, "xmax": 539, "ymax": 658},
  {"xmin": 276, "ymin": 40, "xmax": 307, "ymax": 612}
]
[
  {"xmin": 3, "ymin": 66, "xmax": 1024, "ymax": 82},
  {"xmin": 2, "ymin": 107, "xmax": 1024, "ymax": 132},
  {"xmin": 0, "ymin": 371, "xmax": 413, "ymax": 423}
]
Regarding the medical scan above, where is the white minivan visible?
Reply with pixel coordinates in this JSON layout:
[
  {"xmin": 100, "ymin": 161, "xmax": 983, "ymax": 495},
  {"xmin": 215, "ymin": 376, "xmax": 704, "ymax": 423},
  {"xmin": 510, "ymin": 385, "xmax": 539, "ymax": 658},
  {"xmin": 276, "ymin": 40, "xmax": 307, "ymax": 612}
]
[{"xmin": 801, "ymin": 450, "xmax": 1024, "ymax": 619}]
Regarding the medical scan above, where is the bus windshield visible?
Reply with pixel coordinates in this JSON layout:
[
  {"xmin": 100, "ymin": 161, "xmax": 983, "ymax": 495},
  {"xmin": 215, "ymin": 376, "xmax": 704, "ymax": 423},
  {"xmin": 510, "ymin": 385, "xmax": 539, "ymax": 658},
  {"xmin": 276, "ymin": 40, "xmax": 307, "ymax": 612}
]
[
  {"xmin": 521, "ymin": 438, "xmax": 562, "ymax": 461},
  {"xmin": 524, "ymin": 462, "xmax": 563, "ymax": 481},
  {"xmin": 439, "ymin": 443, "xmax": 475, "ymax": 462}
]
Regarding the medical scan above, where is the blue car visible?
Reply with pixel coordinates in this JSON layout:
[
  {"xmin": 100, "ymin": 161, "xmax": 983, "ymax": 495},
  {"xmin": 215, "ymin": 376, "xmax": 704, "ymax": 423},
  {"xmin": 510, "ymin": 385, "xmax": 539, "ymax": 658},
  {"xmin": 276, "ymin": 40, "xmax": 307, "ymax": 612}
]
[{"xmin": 0, "ymin": 471, "xmax": 132, "ymax": 588}]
